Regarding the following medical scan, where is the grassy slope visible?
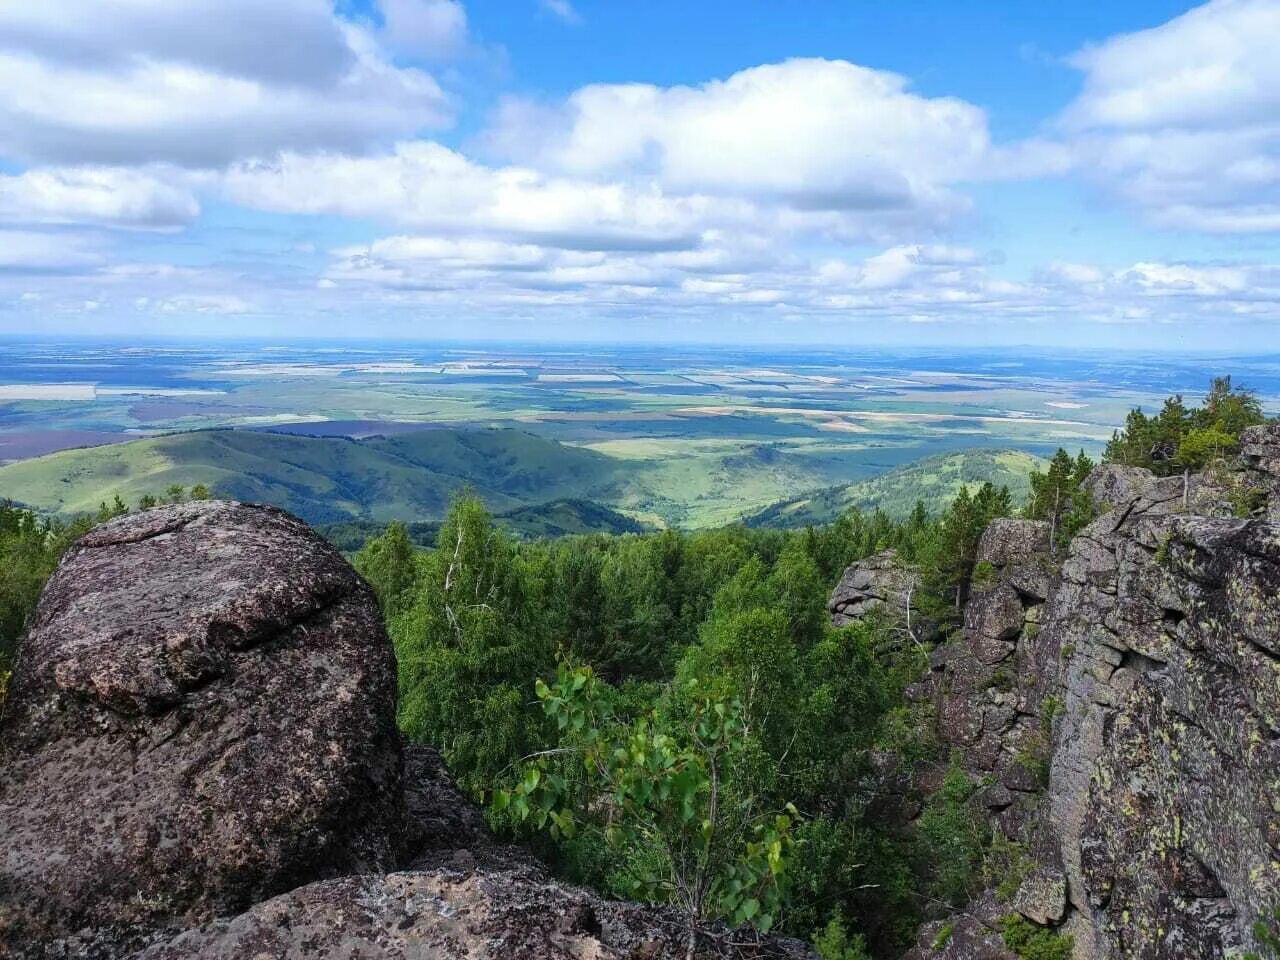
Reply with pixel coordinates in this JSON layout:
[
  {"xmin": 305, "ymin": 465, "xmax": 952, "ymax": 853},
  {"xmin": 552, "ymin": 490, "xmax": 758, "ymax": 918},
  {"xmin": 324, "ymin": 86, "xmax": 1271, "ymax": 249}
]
[
  {"xmin": 0, "ymin": 428, "xmax": 619, "ymax": 525},
  {"xmin": 745, "ymin": 448, "xmax": 1046, "ymax": 527}
]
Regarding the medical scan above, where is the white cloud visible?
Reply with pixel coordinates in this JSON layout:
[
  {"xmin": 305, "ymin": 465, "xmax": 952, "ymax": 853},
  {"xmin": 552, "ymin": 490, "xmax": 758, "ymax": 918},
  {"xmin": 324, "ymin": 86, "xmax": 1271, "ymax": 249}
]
[
  {"xmin": 0, "ymin": 166, "xmax": 199, "ymax": 229},
  {"xmin": 379, "ymin": 0, "xmax": 469, "ymax": 59},
  {"xmin": 539, "ymin": 0, "xmax": 582, "ymax": 25},
  {"xmin": 0, "ymin": 230, "xmax": 103, "ymax": 272},
  {"xmin": 312, "ymin": 226, "xmax": 1280, "ymax": 334},
  {"xmin": 485, "ymin": 58, "xmax": 989, "ymax": 222},
  {"xmin": 223, "ymin": 141, "xmax": 750, "ymax": 251},
  {"xmin": 1043, "ymin": 0, "xmax": 1280, "ymax": 232},
  {"xmin": 0, "ymin": 0, "xmax": 450, "ymax": 167}
]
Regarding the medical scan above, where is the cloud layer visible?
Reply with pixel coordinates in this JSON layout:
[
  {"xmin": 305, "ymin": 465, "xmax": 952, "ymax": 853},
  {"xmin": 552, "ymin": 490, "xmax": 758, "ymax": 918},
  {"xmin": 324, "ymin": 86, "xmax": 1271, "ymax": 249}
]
[
  {"xmin": 0, "ymin": 0, "xmax": 1277, "ymax": 340},
  {"xmin": 1051, "ymin": 0, "xmax": 1280, "ymax": 231},
  {"xmin": 0, "ymin": 0, "xmax": 449, "ymax": 168}
]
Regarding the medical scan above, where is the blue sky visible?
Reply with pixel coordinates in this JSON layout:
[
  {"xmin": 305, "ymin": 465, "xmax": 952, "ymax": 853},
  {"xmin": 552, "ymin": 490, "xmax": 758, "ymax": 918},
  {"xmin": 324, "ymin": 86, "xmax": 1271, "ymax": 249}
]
[{"xmin": 1, "ymin": 0, "xmax": 1278, "ymax": 348}]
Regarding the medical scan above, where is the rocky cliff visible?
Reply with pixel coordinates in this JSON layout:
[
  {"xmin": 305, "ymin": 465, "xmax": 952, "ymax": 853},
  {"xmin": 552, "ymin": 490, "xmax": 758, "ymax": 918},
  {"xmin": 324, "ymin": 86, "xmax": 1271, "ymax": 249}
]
[
  {"xmin": 0, "ymin": 501, "xmax": 811, "ymax": 960},
  {"xmin": 852, "ymin": 428, "xmax": 1280, "ymax": 960}
]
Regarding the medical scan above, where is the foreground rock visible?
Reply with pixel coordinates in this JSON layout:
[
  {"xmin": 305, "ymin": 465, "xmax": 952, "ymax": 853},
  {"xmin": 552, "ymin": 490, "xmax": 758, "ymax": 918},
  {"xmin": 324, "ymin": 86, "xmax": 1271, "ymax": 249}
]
[
  {"xmin": 136, "ymin": 861, "xmax": 695, "ymax": 960},
  {"xmin": 1047, "ymin": 490, "xmax": 1280, "ymax": 958},
  {"xmin": 0, "ymin": 502, "xmax": 405, "ymax": 955},
  {"xmin": 0, "ymin": 501, "xmax": 811, "ymax": 960}
]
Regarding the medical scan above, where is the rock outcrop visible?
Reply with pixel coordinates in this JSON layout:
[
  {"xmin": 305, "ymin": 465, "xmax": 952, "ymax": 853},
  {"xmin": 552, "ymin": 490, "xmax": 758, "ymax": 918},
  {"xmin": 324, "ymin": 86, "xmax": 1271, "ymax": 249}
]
[
  {"xmin": 135, "ymin": 862, "xmax": 691, "ymax": 960},
  {"xmin": 829, "ymin": 548, "xmax": 939, "ymax": 642},
  {"xmin": 0, "ymin": 501, "xmax": 813, "ymax": 960},
  {"xmin": 1047, "ymin": 481, "xmax": 1280, "ymax": 958},
  {"xmin": 0, "ymin": 501, "xmax": 405, "ymax": 956},
  {"xmin": 843, "ymin": 463, "xmax": 1280, "ymax": 960},
  {"xmin": 911, "ymin": 519, "xmax": 1058, "ymax": 812}
]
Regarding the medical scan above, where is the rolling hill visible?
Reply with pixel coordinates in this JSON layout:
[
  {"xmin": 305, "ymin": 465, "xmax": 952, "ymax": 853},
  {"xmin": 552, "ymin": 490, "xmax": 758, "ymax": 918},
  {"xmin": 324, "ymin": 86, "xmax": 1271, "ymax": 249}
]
[
  {"xmin": 0, "ymin": 428, "xmax": 620, "ymax": 525},
  {"xmin": 319, "ymin": 498, "xmax": 650, "ymax": 552},
  {"xmin": 744, "ymin": 448, "xmax": 1046, "ymax": 527}
]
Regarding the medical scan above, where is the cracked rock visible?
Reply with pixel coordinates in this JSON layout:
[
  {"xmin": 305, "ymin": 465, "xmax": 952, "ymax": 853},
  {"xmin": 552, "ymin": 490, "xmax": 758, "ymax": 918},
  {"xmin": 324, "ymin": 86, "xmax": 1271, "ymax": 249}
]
[{"xmin": 0, "ymin": 501, "xmax": 405, "ymax": 957}]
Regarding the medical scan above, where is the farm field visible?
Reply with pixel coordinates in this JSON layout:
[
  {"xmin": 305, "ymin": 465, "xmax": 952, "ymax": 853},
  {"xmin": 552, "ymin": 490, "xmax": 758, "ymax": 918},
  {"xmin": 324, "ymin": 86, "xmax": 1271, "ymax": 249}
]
[{"xmin": 2, "ymin": 337, "xmax": 1277, "ymax": 528}]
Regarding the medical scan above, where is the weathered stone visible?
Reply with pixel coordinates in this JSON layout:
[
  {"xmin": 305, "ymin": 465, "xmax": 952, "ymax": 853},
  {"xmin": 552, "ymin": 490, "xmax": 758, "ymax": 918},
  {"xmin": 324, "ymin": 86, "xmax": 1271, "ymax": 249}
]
[
  {"xmin": 133, "ymin": 862, "xmax": 814, "ymax": 960},
  {"xmin": 0, "ymin": 502, "xmax": 405, "ymax": 956},
  {"xmin": 1082, "ymin": 463, "xmax": 1154, "ymax": 511},
  {"xmin": 1012, "ymin": 870, "xmax": 1067, "ymax": 925},
  {"xmin": 903, "ymin": 894, "xmax": 1016, "ymax": 960},
  {"xmin": 1240, "ymin": 422, "xmax": 1280, "ymax": 484},
  {"xmin": 977, "ymin": 518, "xmax": 1051, "ymax": 567},
  {"xmin": 912, "ymin": 460, "xmax": 1280, "ymax": 960},
  {"xmin": 1046, "ymin": 480, "xmax": 1280, "ymax": 959},
  {"xmin": 828, "ymin": 549, "xmax": 942, "ymax": 642},
  {"xmin": 965, "ymin": 584, "xmax": 1025, "ymax": 644}
]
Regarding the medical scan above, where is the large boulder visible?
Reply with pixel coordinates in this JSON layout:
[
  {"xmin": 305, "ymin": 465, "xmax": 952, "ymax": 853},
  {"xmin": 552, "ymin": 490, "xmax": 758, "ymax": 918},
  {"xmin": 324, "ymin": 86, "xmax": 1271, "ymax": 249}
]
[
  {"xmin": 828, "ymin": 549, "xmax": 938, "ymax": 641},
  {"xmin": 976, "ymin": 518, "xmax": 1050, "ymax": 568},
  {"xmin": 134, "ymin": 859, "xmax": 805, "ymax": 960},
  {"xmin": 0, "ymin": 501, "xmax": 405, "ymax": 956}
]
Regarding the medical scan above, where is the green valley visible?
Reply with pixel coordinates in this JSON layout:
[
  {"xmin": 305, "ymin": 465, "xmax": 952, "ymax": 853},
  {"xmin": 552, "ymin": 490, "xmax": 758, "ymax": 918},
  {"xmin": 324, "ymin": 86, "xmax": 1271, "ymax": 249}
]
[{"xmin": 0, "ymin": 426, "xmax": 1051, "ymax": 531}]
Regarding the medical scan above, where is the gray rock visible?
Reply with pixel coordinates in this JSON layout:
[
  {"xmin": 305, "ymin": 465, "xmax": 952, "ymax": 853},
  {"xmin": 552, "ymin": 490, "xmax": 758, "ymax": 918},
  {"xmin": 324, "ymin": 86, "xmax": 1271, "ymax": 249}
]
[
  {"xmin": 1012, "ymin": 870, "xmax": 1067, "ymax": 925},
  {"xmin": 977, "ymin": 519, "xmax": 1051, "ymax": 568},
  {"xmin": 133, "ymin": 861, "xmax": 814, "ymax": 960},
  {"xmin": 0, "ymin": 502, "xmax": 406, "ymax": 957},
  {"xmin": 1046, "ymin": 477, "xmax": 1280, "ymax": 958},
  {"xmin": 911, "ymin": 461, "xmax": 1280, "ymax": 959},
  {"xmin": 829, "ymin": 549, "xmax": 937, "ymax": 639},
  {"xmin": 965, "ymin": 584, "xmax": 1025, "ymax": 644},
  {"xmin": 1081, "ymin": 463, "xmax": 1155, "ymax": 511}
]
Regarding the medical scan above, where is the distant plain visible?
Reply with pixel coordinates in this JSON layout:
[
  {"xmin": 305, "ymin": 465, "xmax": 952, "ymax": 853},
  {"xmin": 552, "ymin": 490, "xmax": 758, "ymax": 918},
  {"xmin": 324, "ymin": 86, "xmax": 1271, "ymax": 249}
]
[{"xmin": 3, "ymin": 338, "xmax": 1278, "ymax": 529}]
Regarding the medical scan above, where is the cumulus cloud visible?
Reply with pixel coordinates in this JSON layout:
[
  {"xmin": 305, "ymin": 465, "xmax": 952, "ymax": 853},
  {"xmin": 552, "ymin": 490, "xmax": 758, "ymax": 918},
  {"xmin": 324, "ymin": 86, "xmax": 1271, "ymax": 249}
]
[
  {"xmin": 485, "ymin": 58, "xmax": 989, "ymax": 221},
  {"xmin": 313, "ymin": 225, "xmax": 1280, "ymax": 334},
  {"xmin": 223, "ymin": 142, "xmax": 752, "ymax": 251},
  {"xmin": 379, "ymin": 0, "xmax": 469, "ymax": 59},
  {"xmin": 1, "ymin": 0, "xmax": 1276, "ymax": 336},
  {"xmin": 0, "ymin": 0, "xmax": 450, "ymax": 168},
  {"xmin": 1043, "ymin": 0, "xmax": 1280, "ymax": 232},
  {"xmin": 0, "ymin": 167, "xmax": 199, "ymax": 229}
]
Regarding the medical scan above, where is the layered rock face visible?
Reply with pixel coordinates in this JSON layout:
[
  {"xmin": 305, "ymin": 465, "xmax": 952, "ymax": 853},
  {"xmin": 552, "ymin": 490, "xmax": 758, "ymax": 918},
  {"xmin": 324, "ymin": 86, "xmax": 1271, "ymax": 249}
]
[
  {"xmin": 845, "ymin": 452, "xmax": 1280, "ymax": 960},
  {"xmin": 0, "ymin": 501, "xmax": 811, "ymax": 960},
  {"xmin": 1048, "ymin": 469, "xmax": 1280, "ymax": 958}
]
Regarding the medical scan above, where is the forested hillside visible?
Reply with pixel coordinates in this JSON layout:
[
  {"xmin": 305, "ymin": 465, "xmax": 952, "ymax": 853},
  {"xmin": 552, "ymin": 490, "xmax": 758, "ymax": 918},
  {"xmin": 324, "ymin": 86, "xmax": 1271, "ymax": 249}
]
[
  {"xmin": 745, "ymin": 448, "xmax": 1044, "ymax": 526},
  {"xmin": 353, "ymin": 481, "xmax": 1014, "ymax": 955},
  {"xmin": 2, "ymin": 377, "xmax": 1272, "ymax": 959},
  {"xmin": 0, "ymin": 428, "xmax": 619, "ymax": 524}
]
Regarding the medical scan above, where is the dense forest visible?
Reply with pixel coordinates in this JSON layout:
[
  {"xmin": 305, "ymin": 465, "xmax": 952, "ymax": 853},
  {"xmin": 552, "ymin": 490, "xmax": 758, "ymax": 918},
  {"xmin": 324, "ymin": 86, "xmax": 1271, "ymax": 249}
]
[{"xmin": 0, "ymin": 378, "xmax": 1270, "ymax": 959}]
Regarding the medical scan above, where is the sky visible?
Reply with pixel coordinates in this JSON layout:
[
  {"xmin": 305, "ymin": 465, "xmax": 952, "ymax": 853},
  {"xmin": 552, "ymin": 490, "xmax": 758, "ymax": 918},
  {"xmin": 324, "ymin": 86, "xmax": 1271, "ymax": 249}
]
[{"xmin": 1, "ymin": 0, "xmax": 1279, "ymax": 348}]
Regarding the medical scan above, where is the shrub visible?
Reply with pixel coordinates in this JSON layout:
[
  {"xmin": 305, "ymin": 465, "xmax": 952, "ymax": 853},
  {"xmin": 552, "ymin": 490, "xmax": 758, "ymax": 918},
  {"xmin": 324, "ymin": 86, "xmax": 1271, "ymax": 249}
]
[
  {"xmin": 931, "ymin": 920, "xmax": 956, "ymax": 949},
  {"xmin": 1000, "ymin": 915, "xmax": 1073, "ymax": 960},
  {"xmin": 916, "ymin": 761, "xmax": 985, "ymax": 906},
  {"xmin": 1246, "ymin": 903, "xmax": 1280, "ymax": 960},
  {"xmin": 813, "ymin": 914, "xmax": 871, "ymax": 960},
  {"xmin": 972, "ymin": 560, "xmax": 998, "ymax": 588}
]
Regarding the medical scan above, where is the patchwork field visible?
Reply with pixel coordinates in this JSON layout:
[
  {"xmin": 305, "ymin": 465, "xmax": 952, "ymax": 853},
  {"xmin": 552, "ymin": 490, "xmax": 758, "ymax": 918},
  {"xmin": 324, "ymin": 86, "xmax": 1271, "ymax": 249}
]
[{"xmin": 2, "ymin": 338, "xmax": 1277, "ymax": 528}]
